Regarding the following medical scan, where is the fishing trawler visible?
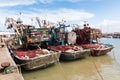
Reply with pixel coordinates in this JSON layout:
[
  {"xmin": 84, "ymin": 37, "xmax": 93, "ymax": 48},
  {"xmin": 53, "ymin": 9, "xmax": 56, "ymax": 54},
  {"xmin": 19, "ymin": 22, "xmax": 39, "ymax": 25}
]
[
  {"xmin": 75, "ymin": 22, "xmax": 114, "ymax": 56},
  {"xmin": 5, "ymin": 17, "xmax": 60, "ymax": 70},
  {"xmin": 48, "ymin": 21, "xmax": 91, "ymax": 60}
]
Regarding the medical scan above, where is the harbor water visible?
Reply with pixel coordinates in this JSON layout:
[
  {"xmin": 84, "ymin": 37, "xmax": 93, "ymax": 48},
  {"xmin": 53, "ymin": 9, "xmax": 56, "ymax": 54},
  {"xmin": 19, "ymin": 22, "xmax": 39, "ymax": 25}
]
[{"xmin": 22, "ymin": 38, "xmax": 120, "ymax": 80}]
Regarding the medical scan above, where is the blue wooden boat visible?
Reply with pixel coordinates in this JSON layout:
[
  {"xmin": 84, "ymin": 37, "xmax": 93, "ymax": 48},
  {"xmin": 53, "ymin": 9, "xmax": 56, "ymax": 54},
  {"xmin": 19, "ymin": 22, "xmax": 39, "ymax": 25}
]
[
  {"xmin": 48, "ymin": 45, "xmax": 90, "ymax": 60},
  {"xmin": 60, "ymin": 49, "xmax": 91, "ymax": 60}
]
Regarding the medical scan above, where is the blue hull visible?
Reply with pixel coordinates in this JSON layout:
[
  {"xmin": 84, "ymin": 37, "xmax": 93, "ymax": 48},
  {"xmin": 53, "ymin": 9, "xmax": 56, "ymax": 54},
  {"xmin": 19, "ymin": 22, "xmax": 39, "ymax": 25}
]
[
  {"xmin": 60, "ymin": 54, "xmax": 85, "ymax": 60},
  {"xmin": 60, "ymin": 49, "xmax": 90, "ymax": 61}
]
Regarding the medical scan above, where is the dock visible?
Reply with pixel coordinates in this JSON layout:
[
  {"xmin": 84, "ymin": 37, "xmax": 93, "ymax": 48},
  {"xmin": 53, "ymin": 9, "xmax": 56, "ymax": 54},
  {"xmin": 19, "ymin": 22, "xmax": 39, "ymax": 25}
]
[{"xmin": 0, "ymin": 44, "xmax": 24, "ymax": 80}]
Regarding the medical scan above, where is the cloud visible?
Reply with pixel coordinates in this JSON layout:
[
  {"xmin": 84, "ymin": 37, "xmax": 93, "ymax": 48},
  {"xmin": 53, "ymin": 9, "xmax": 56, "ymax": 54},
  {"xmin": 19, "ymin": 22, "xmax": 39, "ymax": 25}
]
[
  {"xmin": 0, "ymin": 8, "xmax": 94, "ymax": 31},
  {"xmin": 0, "ymin": 0, "xmax": 102, "ymax": 7},
  {"xmin": 1, "ymin": 8, "xmax": 94, "ymax": 23},
  {"xmin": 67, "ymin": 0, "xmax": 101, "ymax": 3},
  {"xmin": 102, "ymin": 20, "xmax": 120, "ymax": 27},
  {"xmin": 67, "ymin": 0, "xmax": 83, "ymax": 3},
  {"xmin": 27, "ymin": 8, "xmax": 94, "ymax": 22},
  {"xmin": 101, "ymin": 19, "xmax": 120, "ymax": 33},
  {"xmin": 39, "ymin": 0, "xmax": 53, "ymax": 4},
  {"xmin": 38, "ymin": 0, "xmax": 101, "ymax": 4},
  {"xmin": 0, "ymin": 0, "xmax": 36, "ymax": 7}
]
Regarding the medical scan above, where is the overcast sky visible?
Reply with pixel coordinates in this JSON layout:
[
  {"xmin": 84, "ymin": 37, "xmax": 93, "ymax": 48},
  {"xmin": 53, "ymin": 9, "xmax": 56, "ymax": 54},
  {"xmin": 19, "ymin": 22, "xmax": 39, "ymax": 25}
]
[{"xmin": 0, "ymin": 0, "xmax": 120, "ymax": 33}]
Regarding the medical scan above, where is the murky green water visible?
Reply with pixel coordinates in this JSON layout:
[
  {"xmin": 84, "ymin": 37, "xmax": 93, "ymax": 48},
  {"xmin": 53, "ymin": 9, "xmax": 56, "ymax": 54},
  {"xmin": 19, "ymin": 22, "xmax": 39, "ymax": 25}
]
[{"xmin": 22, "ymin": 38, "xmax": 120, "ymax": 80}]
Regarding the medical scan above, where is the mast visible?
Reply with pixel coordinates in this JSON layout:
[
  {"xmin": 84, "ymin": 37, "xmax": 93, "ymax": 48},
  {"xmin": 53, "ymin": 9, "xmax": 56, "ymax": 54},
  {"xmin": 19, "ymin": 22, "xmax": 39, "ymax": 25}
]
[{"xmin": 36, "ymin": 17, "xmax": 42, "ymax": 28}]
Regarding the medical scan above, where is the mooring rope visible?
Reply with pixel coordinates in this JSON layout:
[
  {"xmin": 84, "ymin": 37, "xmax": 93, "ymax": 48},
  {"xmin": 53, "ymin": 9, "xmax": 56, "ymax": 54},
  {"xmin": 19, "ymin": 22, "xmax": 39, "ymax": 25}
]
[
  {"xmin": 17, "ymin": 51, "xmax": 67, "ymax": 80},
  {"xmin": 89, "ymin": 42, "xmax": 111, "ymax": 80},
  {"xmin": 52, "ymin": 51, "xmax": 68, "ymax": 80},
  {"xmin": 112, "ymin": 49, "xmax": 120, "ymax": 67},
  {"xmin": 11, "ymin": 50, "xmax": 67, "ymax": 80},
  {"xmin": 89, "ymin": 42, "xmax": 114, "ymax": 80},
  {"xmin": 89, "ymin": 54, "xmax": 104, "ymax": 80},
  {"xmin": 17, "ymin": 64, "xmax": 22, "ymax": 74},
  {"xmin": 56, "ymin": 61, "xmax": 68, "ymax": 80}
]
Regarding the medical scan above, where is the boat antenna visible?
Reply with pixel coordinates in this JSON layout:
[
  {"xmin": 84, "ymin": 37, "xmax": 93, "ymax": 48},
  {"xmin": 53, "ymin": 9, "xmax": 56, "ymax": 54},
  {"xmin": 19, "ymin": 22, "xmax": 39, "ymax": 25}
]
[{"xmin": 17, "ymin": 12, "xmax": 23, "ymax": 24}]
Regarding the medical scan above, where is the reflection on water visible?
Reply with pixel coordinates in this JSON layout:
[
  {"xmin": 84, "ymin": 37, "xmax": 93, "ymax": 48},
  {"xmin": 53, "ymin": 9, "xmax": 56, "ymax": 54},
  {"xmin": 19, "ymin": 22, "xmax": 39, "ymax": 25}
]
[{"xmin": 23, "ymin": 38, "xmax": 120, "ymax": 80}]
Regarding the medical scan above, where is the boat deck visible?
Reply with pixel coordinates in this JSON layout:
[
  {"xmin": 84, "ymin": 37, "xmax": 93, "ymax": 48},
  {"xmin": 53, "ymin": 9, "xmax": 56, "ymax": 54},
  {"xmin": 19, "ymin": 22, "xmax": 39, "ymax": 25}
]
[{"xmin": 0, "ymin": 45, "xmax": 24, "ymax": 80}]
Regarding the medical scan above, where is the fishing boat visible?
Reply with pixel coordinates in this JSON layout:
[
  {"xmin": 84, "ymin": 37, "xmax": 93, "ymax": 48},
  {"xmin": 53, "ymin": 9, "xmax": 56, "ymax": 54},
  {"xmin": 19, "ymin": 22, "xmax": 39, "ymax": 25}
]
[
  {"xmin": 78, "ymin": 44, "xmax": 114, "ymax": 56},
  {"xmin": 7, "ymin": 44, "xmax": 60, "ymax": 70},
  {"xmin": 48, "ymin": 45, "xmax": 90, "ymax": 60},
  {"xmin": 48, "ymin": 22, "xmax": 91, "ymax": 60},
  {"xmin": 5, "ymin": 17, "xmax": 60, "ymax": 70},
  {"xmin": 75, "ymin": 22, "xmax": 114, "ymax": 56}
]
